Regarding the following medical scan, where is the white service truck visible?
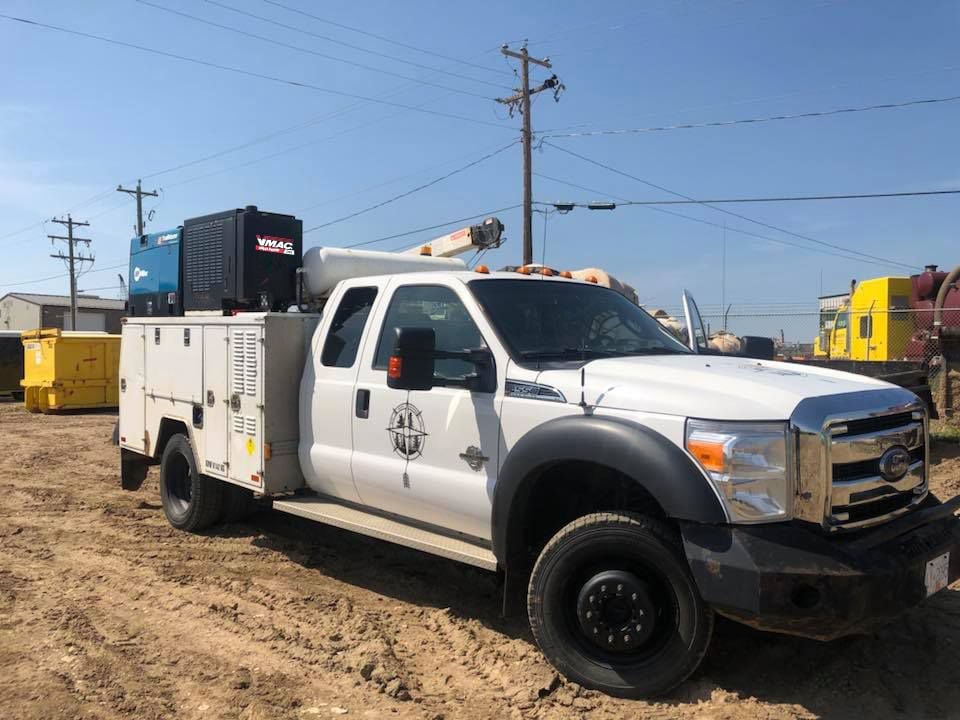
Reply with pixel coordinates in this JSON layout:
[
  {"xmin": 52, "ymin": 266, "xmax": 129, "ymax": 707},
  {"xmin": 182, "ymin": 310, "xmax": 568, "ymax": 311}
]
[{"xmin": 118, "ymin": 247, "xmax": 960, "ymax": 698}]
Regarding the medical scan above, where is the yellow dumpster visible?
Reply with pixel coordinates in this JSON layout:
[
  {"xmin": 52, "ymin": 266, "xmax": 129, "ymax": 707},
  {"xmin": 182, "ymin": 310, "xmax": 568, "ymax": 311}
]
[{"xmin": 20, "ymin": 328, "xmax": 120, "ymax": 413}]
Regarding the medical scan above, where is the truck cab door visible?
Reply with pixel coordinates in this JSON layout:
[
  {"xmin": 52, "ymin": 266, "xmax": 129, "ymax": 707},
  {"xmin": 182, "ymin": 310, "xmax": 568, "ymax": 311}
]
[
  {"xmin": 681, "ymin": 290, "xmax": 710, "ymax": 353},
  {"xmin": 300, "ymin": 282, "xmax": 384, "ymax": 503},
  {"xmin": 832, "ymin": 307, "xmax": 850, "ymax": 359},
  {"xmin": 350, "ymin": 281, "xmax": 502, "ymax": 541}
]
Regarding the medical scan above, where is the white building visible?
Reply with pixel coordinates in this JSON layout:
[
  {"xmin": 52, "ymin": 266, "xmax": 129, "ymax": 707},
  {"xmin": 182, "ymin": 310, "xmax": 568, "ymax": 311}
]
[{"xmin": 0, "ymin": 293, "xmax": 125, "ymax": 333}]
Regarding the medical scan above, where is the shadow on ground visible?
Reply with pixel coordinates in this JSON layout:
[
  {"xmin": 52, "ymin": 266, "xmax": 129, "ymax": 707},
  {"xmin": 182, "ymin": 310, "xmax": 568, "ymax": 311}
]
[{"xmin": 212, "ymin": 508, "xmax": 960, "ymax": 719}]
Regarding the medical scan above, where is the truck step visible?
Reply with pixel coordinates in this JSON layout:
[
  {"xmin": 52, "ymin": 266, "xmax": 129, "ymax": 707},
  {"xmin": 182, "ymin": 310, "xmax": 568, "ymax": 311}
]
[{"xmin": 272, "ymin": 496, "xmax": 498, "ymax": 571}]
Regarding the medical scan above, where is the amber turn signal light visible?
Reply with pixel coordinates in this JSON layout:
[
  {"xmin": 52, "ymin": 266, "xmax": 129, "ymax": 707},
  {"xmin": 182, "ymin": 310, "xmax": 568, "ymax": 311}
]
[
  {"xmin": 388, "ymin": 356, "xmax": 403, "ymax": 379},
  {"xmin": 686, "ymin": 438, "xmax": 726, "ymax": 473}
]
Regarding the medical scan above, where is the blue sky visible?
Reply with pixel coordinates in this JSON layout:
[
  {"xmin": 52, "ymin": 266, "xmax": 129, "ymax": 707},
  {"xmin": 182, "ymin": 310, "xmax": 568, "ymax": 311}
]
[{"xmin": 1, "ymin": 0, "xmax": 958, "ymax": 328}]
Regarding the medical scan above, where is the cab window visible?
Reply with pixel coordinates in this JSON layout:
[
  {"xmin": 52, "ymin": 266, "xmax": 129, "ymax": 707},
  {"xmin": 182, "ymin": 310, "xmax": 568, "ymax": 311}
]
[
  {"xmin": 321, "ymin": 287, "xmax": 378, "ymax": 368},
  {"xmin": 374, "ymin": 285, "xmax": 486, "ymax": 381}
]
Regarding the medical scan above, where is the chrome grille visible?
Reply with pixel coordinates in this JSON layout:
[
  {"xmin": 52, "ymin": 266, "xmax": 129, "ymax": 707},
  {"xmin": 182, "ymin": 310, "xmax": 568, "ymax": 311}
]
[
  {"xmin": 826, "ymin": 410, "xmax": 927, "ymax": 531},
  {"xmin": 790, "ymin": 388, "xmax": 929, "ymax": 532}
]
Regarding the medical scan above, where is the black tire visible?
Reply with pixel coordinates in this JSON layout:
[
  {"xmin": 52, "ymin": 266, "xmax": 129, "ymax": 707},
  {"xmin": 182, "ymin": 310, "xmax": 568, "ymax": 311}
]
[
  {"xmin": 220, "ymin": 483, "xmax": 264, "ymax": 523},
  {"xmin": 527, "ymin": 512, "xmax": 713, "ymax": 698},
  {"xmin": 159, "ymin": 433, "xmax": 224, "ymax": 532}
]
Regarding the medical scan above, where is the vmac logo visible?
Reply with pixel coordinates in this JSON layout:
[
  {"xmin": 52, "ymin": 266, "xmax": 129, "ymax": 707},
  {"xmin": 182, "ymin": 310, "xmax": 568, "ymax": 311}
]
[{"xmin": 255, "ymin": 235, "xmax": 295, "ymax": 256}]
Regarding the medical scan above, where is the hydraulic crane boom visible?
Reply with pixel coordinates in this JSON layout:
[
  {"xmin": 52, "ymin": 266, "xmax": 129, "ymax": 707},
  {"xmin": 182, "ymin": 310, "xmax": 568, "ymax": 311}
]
[{"xmin": 404, "ymin": 217, "xmax": 503, "ymax": 258}]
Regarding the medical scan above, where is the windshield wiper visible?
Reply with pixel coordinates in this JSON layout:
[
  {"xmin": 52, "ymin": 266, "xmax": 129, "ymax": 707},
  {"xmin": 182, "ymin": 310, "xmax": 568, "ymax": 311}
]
[
  {"xmin": 519, "ymin": 346, "xmax": 688, "ymax": 361},
  {"xmin": 619, "ymin": 347, "xmax": 688, "ymax": 356},
  {"xmin": 519, "ymin": 347, "xmax": 620, "ymax": 360}
]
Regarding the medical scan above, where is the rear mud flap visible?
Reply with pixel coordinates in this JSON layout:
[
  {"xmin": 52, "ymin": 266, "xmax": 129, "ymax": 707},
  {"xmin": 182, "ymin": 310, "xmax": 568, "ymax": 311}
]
[{"xmin": 120, "ymin": 449, "xmax": 151, "ymax": 491}]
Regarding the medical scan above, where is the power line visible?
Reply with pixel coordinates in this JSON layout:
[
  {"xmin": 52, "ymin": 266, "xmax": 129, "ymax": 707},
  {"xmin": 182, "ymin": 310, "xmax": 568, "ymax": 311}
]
[
  {"xmin": 162, "ymin": 103, "xmax": 453, "ymax": 192},
  {"xmin": 141, "ymin": 79, "xmax": 458, "ymax": 185},
  {"xmin": 538, "ymin": 0, "xmax": 851, "ymax": 58},
  {"xmin": 305, "ymin": 141, "xmax": 519, "ymax": 233},
  {"xmin": 541, "ymin": 94, "xmax": 960, "ymax": 138},
  {"xmin": 0, "ymin": 52, "xmax": 501, "ymax": 243},
  {"xmin": 130, "ymin": 41, "xmax": 513, "ymax": 194},
  {"xmin": 1, "ymin": 262, "xmax": 127, "ymax": 292},
  {"xmin": 1, "ymin": 8, "xmax": 516, "ymax": 243},
  {"xmin": 296, "ymin": 140, "xmax": 521, "ymax": 214},
  {"xmin": 542, "ymin": 141, "xmax": 917, "ymax": 271},
  {"xmin": 0, "ymin": 13, "xmax": 512, "ymax": 130},
  {"xmin": 0, "ymin": 188, "xmax": 116, "ymax": 242},
  {"xmin": 141, "ymin": 105, "xmax": 371, "ymax": 182},
  {"xmin": 87, "ymin": 197, "xmax": 137, "ymax": 222},
  {"xmin": 201, "ymin": 0, "xmax": 510, "ymax": 91},
  {"xmin": 533, "ymin": 173, "xmax": 916, "ymax": 272},
  {"xmin": 653, "ymin": 64, "xmax": 960, "ymax": 122},
  {"xmin": 2, "ymin": 271, "xmax": 75, "ymax": 288},
  {"xmin": 134, "ymin": 0, "xmax": 496, "ymax": 101},
  {"xmin": 259, "ymin": 0, "xmax": 511, "ymax": 78},
  {"xmin": 531, "ymin": 179, "xmax": 960, "ymax": 205},
  {"xmin": 329, "ymin": 204, "xmax": 522, "ymax": 246},
  {"xmin": 76, "ymin": 285, "xmax": 123, "ymax": 293}
]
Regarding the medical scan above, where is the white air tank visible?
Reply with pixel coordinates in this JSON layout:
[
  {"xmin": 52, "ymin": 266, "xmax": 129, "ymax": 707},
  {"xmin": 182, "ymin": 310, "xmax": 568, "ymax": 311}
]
[{"xmin": 302, "ymin": 246, "xmax": 466, "ymax": 297}]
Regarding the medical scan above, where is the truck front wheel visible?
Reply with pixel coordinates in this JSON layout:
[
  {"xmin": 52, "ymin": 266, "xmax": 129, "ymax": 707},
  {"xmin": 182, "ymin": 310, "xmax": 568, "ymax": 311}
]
[
  {"xmin": 527, "ymin": 512, "xmax": 713, "ymax": 698},
  {"xmin": 159, "ymin": 433, "xmax": 224, "ymax": 532}
]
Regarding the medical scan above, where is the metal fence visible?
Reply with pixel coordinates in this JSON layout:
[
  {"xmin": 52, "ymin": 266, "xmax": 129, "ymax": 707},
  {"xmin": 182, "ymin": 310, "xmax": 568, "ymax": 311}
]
[
  {"xmin": 649, "ymin": 304, "xmax": 960, "ymax": 420},
  {"xmin": 650, "ymin": 305, "xmax": 956, "ymax": 367}
]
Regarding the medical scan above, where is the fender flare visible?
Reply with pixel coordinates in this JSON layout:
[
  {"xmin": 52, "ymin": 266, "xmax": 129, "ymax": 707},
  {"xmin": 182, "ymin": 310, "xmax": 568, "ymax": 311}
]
[{"xmin": 491, "ymin": 414, "xmax": 727, "ymax": 567}]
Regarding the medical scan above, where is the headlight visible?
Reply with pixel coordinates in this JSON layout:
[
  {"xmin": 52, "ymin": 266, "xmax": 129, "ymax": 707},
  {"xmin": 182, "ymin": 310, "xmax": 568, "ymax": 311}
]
[{"xmin": 685, "ymin": 420, "xmax": 791, "ymax": 523}]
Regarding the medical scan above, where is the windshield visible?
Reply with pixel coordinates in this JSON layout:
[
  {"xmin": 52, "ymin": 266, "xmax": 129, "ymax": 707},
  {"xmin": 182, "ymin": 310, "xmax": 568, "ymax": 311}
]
[{"xmin": 468, "ymin": 279, "xmax": 691, "ymax": 362}]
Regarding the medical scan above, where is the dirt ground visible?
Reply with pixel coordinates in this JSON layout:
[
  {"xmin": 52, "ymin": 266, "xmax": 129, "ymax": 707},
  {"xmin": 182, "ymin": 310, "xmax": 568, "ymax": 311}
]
[{"xmin": 1, "ymin": 404, "xmax": 959, "ymax": 720}]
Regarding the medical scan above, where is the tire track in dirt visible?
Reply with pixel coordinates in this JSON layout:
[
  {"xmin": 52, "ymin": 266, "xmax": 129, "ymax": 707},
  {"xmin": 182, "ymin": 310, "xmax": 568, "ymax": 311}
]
[{"xmin": 2, "ymin": 403, "xmax": 960, "ymax": 720}]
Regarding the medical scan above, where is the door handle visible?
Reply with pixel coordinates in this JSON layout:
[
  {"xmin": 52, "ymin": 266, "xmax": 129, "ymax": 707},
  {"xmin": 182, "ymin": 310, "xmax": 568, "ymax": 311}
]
[{"xmin": 355, "ymin": 388, "xmax": 370, "ymax": 419}]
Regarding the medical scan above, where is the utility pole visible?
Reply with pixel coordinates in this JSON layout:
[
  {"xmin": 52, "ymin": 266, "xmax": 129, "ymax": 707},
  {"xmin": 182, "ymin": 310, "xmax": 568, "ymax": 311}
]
[
  {"xmin": 117, "ymin": 179, "xmax": 159, "ymax": 236},
  {"xmin": 497, "ymin": 44, "xmax": 563, "ymax": 265},
  {"xmin": 49, "ymin": 215, "xmax": 94, "ymax": 330}
]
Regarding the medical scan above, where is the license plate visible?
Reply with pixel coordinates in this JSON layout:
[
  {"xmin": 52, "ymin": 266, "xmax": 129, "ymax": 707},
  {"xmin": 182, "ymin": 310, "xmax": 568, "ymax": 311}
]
[{"xmin": 925, "ymin": 552, "xmax": 950, "ymax": 597}]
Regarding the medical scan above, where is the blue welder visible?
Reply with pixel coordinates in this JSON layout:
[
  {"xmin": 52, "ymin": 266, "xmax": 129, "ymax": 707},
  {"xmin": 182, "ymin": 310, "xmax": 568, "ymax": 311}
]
[{"xmin": 128, "ymin": 228, "xmax": 182, "ymax": 316}]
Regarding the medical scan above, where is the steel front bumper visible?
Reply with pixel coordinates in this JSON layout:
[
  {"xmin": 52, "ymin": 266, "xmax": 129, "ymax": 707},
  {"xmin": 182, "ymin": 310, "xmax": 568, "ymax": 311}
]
[{"xmin": 680, "ymin": 495, "xmax": 960, "ymax": 640}]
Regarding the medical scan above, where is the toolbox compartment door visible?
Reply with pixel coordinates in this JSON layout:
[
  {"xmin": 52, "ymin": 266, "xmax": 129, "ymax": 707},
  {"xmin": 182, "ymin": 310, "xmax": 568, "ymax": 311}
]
[
  {"xmin": 202, "ymin": 326, "xmax": 229, "ymax": 478},
  {"xmin": 228, "ymin": 326, "xmax": 264, "ymax": 490},
  {"xmin": 118, "ymin": 324, "xmax": 147, "ymax": 453}
]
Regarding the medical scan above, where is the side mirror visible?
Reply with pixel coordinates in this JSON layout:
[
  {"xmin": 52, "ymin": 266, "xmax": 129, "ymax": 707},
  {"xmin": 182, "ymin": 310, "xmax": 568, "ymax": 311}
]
[
  {"xmin": 462, "ymin": 348, "xmax": 496, "ymax": 393},
  {"xmin": 387, "ymin": 327, "xmax": 436, "ymax": 391}
]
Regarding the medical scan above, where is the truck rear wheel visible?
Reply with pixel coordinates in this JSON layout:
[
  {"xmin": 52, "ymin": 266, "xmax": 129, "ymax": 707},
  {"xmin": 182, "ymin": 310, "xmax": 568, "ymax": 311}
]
[
  {"xmin": 159, "ymin": 433, "xmax": 224, "ymax": 532},
  {"xmin": 527, "ymin": 512, "xmax": 713, "ymax": 698}
]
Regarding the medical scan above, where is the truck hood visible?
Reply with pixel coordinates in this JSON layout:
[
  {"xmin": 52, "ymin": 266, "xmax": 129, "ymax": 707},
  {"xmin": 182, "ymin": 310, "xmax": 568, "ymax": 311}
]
[{"xmin": 535, "ymin": 354, "xmax": 892, "ymax": 420}]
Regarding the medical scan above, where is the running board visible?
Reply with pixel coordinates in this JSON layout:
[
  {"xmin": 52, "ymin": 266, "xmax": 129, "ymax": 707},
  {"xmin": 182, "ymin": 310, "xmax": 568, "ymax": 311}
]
[{"xmin": 272, "ymin": 496, "xmax": 498, "ymax": 571}]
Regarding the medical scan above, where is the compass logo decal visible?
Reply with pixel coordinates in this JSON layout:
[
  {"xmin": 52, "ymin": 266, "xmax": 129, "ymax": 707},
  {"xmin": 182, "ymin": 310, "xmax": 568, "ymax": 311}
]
[{"xmin": 387, "ymin": 403, "xmax": 428, "ymax": 460}]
